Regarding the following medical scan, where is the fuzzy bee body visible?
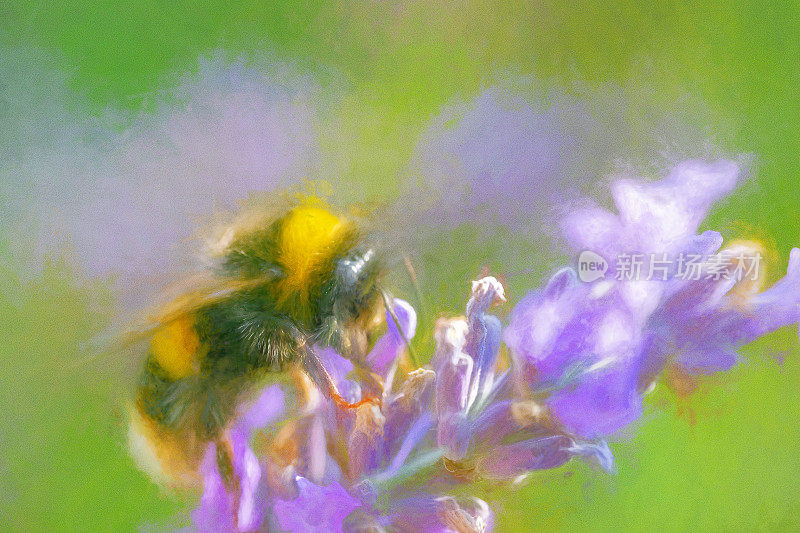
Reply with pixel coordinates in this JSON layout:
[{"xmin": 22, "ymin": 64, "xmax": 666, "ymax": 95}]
[{"xmin": 130, "ymin": 201, "xmax": 385, "ymax": 485}]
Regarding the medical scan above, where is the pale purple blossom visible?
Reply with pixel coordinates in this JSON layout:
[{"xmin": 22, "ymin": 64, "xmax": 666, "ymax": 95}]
[{"xmin": 506, "ymin": 159, "xmax": 800, "ymax": 438}]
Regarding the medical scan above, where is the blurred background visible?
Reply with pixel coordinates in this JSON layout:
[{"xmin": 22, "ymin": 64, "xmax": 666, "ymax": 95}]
[{"xmin": 1, "ymin": 2, "xmax": 799, "ymax": 530}]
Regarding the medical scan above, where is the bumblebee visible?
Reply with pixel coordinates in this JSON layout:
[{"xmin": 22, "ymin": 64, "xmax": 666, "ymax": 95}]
[{"xmin": 128, "ymin": 198, "xmax": 390, "ymax": 486}]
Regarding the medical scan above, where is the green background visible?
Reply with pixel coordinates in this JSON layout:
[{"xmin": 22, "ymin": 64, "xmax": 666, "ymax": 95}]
[{"xmin": 1, "ymin": 2, "xmax": 799, "ymax": 531}]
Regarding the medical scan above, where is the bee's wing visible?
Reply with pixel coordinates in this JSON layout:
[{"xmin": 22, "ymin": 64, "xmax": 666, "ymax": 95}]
[
  {"xmin": 78, "ymin": 270, "xmax": 280, "ymax": 396},
  {"xmin": 117, "ymin": 271, "xmax": 283, "ymax": 347}
]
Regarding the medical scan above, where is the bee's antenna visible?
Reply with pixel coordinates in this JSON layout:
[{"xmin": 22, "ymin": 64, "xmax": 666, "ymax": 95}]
[
  {"xmin": 402, "ymin": 255, "xmax": 426, "ymax": 326},
  {"xmin": 380, "ymin": 288, "xmax": 419, "ymax": 368}
]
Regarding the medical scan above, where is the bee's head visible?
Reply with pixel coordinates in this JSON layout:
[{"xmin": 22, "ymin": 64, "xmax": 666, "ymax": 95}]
[
  {"xmin": 316, "ymin": 245, "xmax": 385, "ymax": 355},
  {"xmin": 218, "ymin": 201, "xmax": 387, "ymax": 354}
]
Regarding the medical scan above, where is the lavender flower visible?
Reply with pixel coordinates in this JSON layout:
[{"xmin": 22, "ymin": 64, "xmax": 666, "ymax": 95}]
[
  {"xmin": 507, "ymin": 159, "xmax": 800, "ymax": 438},
  {"xmin": 186, "ymin": 159, "xmax": 799, "ymax": 531}
]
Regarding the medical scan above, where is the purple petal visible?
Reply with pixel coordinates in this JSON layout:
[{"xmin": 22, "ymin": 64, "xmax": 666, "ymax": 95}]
[
  {"xmin": 508, "ymin": 265, "xmax": 649, "ymax": 438},
  {"xmin": 569, "ymin": 440, "xmax": 616, "ymax": 473},
  {"xmin": 548, "ymin": 355, "xmax": 643, "ymax": 438},
  {"xmin": 645, "ymin": 247, "xmax": 800, "ymax": 376},
  {"xmin": 466, "ymin": 310, "xmax": 503, "ymax": 410},
  {"xmin": 477, "ymin": 435, "xmax": 573, "ymax": 480},
  {"xmin": 543, "ymin": 267, "xmax": 580, "ymax": 298},
  {"xmin": 236, "ymin": 446, "xmax": 264, "ymax": 530},
  {"xmin": 316, "ymin": 346, "xmax": 361, "ymax": 403},
  {"xmin": 561, "ymin": 207, "xmax": 624, "ymax": 258},
  {"xmin": 471, "ymin": 400, "xmax": 520, "ymax": 448},
  {"xmin": 610, "ymin": 160, "xmax": 739, "ymax": 254},
  {"xmin": 373, "ymin": 412, "xmax": 434, "ymax": 483},
  {"xmin": 736, "ymin": 247, "xmax": 800, "ymax": 340},
  {"xmin": 383, "ymin": 368, "xmax": 435, "ymax": 460},
  {"xmin": 466, "ymin": 277, "xmax": 506, "ymax": 319},
  {"xmin": 674, "ymin": 347, "xmax": 737, "ymax": 375},
  {"xmin": 193, "ymin": 446, "xmax": 237, "ymax": 532},
  {"xmin": 435, "ymin": 350, "xmax": 474, "ymax": 460},
  {"xmin": 389, "ymin": 496, "xmax": 494, "ymax": 533},
  {"xmin": 506, "ymin": 269, "xmax": 638, "ymax": 382},
  {"xmin": 562, "ymin": 159, "xmax": 740, "ymax": 261},
  {"xmin": 503, "ymin": 269, "xmax": 587, "ymax": 382},
  {"xmin": 430, "ymin": 317, "xmax": 470, "ymax": 373},
  {"xmin": 305, "ymin": 412, "xmax": 329, "ymax": 483},
  {"xmin": 367, "ymin": 298, "xmax": 417, "ymax": 375},
  {"xmin": 193, "ymin": 440, "xmax": 263, "ymax": 532},
  {"xmin": 347, "ymin": 404, "xmax": 386, "ymax": 479},
  {"xmin": 272, "ymin": 477, "xmax": 361, "ymax": 533},
  {"xmin": 463, "ymin": 277, "xmax": 505, "ymax": 409},
  {"xmin": 435, "ymin": 353, "xmax": 473, "ymax": 413},
  {"xmin": 235, "ymin": 384, "xmax": 285, "ymax": 438}
]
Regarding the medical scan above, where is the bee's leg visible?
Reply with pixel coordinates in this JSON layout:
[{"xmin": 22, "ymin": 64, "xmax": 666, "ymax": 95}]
[
  {"xmin": 349, "ymin": 358, "xmax": 384, "ymax": 400},
  {"xmin": 215, "ymin": 435, "xmax": 241, "ymax": 526},
  {"xmin": 300, "ymin": 345, "xmax": 380, "ymax": 410},
  {"xmin": 340, "ymin": 326, "xmax": 384, "ymax": 400}
]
